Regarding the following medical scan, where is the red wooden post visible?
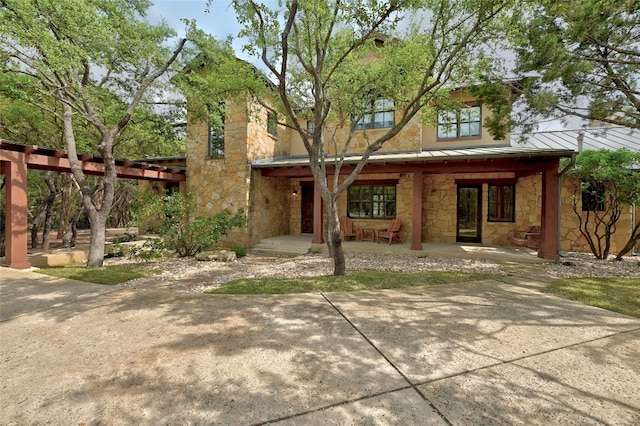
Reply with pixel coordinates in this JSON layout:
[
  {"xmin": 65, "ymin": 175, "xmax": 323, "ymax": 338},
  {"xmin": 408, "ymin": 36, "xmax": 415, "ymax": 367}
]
[
  {"xmin": 411, "ymin": 170, "xmax": 423, "ymax": 250},
  {"xmin": 2, "ymin": 153, "xmax": 31, "ymax": 269},
  {"xmin": 538, "ymin": 160, "xmax": 560, "ymax": 260}
]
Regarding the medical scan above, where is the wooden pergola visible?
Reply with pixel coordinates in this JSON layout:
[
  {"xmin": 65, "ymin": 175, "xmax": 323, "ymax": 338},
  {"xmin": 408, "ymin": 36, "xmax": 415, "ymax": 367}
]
[{"xmin": 0, "ymin": 140, "xmax": 185, "ymax": 269}]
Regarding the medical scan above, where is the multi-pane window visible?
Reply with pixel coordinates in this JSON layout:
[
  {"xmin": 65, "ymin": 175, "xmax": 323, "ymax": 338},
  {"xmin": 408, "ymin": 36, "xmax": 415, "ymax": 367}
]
[
  {"xmin": 437, "ymin": 105, "xmax": 481, "ymax": 139},
  {"xmin": 355, "ymin": 98, "xmax": 395, "ymax": 130},
  {"xmin": 267, "ymin": 111, "xmax": 277, "ymax": 136},
  {"xmin": 488, "ymin": 184, "xmax": 515, "ymax": 222},
  {"xmin": 208, "ymin": 103, "xmax": 225, "ymax": 157},
  {"xmin": 581, "ymin": 181, "xmax": 605, "ymax": 211},
  {"xmin": 348, "ymin": 185, "xmax": 396, "ymax": 219}
]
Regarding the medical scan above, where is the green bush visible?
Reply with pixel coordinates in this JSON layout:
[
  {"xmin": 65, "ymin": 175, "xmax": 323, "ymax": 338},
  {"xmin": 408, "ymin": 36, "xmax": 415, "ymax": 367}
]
[
  {"xmin": 133, "ymin": 192, "xmax": 246, "ymax": 257},
  {"xmin": 129, "ymin": 239, "xmax": 166, "ymax": 261},
  {"xmin": 231, "ymin": 245, "xmax": 248, "ymax": 257}
]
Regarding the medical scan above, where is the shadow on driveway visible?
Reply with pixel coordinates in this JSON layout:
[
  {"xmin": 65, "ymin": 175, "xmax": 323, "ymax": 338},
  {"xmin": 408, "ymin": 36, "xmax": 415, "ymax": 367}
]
[{"xmin": 1, "ymin": 269, "xmax": 638, "ymax": 425}]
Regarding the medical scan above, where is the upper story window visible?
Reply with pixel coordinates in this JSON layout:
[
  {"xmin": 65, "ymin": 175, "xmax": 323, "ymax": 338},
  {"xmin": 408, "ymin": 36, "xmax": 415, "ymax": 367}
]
[
  {"xmin": 582, "ymin": 181, "xmax": 605, "ymax": 211},
  {"xmin": 348, "ymin": 184, "xmax": 396, "ymax": 219},
  {"xmin": 208, "ymin": 102, "xmax": 225, "ymax": 157},
  {"xmin": 355, "ymin": 98, "xmax": 395, "ymax": 130},
  {"xmin": 267, "ymin": 111, "xmax": 278, "ymax": 136},
  {"xmin": 438, "ymin": 104, "xmax": 481, "ymax": 140},
  {"xmin": 306, "ymin": 119, "xmax": 315, "ymax": 133},
  {"xmin": 488, "ymin": 184, "xmax": 515, "ymax": 222}
]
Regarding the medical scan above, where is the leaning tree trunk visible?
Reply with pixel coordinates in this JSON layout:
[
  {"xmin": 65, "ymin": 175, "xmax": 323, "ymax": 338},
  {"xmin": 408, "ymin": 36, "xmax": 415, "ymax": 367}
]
[{"xmin": 616, "ymin": 219, "xmax": 640, "ymax": 260}]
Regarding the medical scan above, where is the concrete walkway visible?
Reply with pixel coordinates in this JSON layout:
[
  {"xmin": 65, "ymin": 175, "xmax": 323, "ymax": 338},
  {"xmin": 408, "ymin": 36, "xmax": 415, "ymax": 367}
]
[{"xmin": 1, "ymin": 269, "xmax": 639, "ymax": 425}]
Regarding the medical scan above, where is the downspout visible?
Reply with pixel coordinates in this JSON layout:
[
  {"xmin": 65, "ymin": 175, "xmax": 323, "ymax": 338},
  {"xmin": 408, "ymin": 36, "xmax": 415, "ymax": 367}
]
[{"xmin": 556, "ymin": 132, "xmax": 581, "ymax": 257}]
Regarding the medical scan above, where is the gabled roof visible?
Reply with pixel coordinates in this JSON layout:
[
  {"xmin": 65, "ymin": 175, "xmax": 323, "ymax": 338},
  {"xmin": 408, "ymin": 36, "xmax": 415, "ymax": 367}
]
[{"xmin": 512, "ymin": 126, "xmax": 639, "ymax": 151}]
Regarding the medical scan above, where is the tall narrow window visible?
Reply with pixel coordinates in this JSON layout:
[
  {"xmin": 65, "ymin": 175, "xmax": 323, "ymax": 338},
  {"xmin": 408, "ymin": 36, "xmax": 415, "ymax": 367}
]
[
  {"xmin": 581, "ymin": 181, "xmax": 605, "ymax": 211},
  {"xmin": 437, "ymin": 104, "xmax": 481, "ymax": 140},
  {"xmin": 355, "ymin": 98, "xmax": 395, "ymax": 130},
  {"xmin": 348, "ymin": 184, "xmax": 396, "ymax": 219},
  {"xmin": 488, "ymin": 184, "xmax": 514, "ymax": 222},
  {"xmin": 267, "ymin": 111, "xmax": 278, "ymax": 136},
  {"xmin": 208, "ymin": 103, "xmax": 225, "ymax": 157},
  {"xmin": 306, "ymin": 119, "xmax": 315, "ymax": 133}
]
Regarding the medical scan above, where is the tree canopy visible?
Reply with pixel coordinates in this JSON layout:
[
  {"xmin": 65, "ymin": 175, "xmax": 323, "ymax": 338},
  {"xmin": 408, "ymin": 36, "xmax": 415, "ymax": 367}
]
[
  {"xmin": 0, "ymin": 0, "xmax": 199, "ymax": 266},
  {"xmin": 516, "ymin": 0, "xmax": 640, "ymax": 129}
]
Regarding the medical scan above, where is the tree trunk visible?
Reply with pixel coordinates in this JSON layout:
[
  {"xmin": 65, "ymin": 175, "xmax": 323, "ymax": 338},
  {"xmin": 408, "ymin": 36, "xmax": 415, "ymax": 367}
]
[
  {"xmin": 62, "ymin": 102, "xmax": 116, "ymax": 268},
  {"xmin": 31, "ymin": 208, "xmax": 45, "ymax": 249},
  {"xmin": 86, "ymin": 211, "xmax": 107, "ymax": 267},
  {"xmin": 56, "ymin": 174, "xmax": 73, "ymax": 238},
  {"xmin": 616, "ymin": 219, "xmax": 640, "ymax": 260},
  {"xmin": 41, "ymin": 173, "xmax": 58, "ymax": 252},
  {"xmin": 325, "ymin": 196, "xmax": 346, "ymax": 276}
]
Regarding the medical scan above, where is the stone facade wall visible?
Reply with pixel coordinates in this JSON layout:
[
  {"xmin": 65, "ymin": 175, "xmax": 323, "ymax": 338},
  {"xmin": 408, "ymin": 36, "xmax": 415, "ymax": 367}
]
[
  {"xmin": 248, "ymin": 172, "xmax": 290, "ymax": 244},
  {"xmin": 185, "ymin": 99, "xmax": 291, "ymax": 248},
  {"xmin": 423, "ymin": 172, "xmax": 520, "ymax": 245},
  {"xmin": 289, "ymin": 115, "xmax": 423, "ymax": 156}
]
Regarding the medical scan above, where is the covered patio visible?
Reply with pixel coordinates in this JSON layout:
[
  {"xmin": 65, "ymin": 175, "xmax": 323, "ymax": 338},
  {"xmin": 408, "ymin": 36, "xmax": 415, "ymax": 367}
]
[{"xmin": 253, "ymin": 145, "xmax": 575, "ymax": 260}]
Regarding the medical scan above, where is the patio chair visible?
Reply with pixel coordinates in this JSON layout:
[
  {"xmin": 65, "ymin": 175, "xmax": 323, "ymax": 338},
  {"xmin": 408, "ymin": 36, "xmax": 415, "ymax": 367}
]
[
  {"xmin": 509, "ymin": 225, "xmax": 541, "ymax": 248},
  {"xmin": 377, "ymin": 219, "xmax": 403, "ymax": 244},
  {"xmin": 339, "ymin": 217, "xmax": 358, "ymax": 241}
]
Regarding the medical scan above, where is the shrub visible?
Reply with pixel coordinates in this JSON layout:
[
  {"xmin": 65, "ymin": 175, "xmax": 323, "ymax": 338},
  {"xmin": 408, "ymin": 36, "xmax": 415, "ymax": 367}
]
[
  {"xmin": 133, "ymin": 192, "xmax": 247, "ymax": 257},
  {"xmin": 231, "ymin": 245, "xmax": 248, "ymax": 257}
]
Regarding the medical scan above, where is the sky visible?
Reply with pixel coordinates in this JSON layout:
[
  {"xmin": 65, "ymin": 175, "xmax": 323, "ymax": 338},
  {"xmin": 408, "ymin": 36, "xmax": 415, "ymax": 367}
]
[{"xmin": 148, "ymin": 1, "xmax": 247, "ymax": 55}]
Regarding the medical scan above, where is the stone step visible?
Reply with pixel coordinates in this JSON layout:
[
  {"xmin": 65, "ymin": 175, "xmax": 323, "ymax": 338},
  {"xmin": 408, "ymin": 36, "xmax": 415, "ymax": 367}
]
[{"xmin": 250, "ymin": 238, "xmax": 311, "ymax": 257}]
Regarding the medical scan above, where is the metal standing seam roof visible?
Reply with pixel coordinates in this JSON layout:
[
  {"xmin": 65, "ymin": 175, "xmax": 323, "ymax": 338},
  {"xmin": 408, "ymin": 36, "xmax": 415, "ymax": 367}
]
[
  {"xmin": 512, "ymin": 126, "xmax": 640, "ymax": 151},
  {"xmin": 252, "ymin": 126, "xmax": 638, "ymax": 168}
]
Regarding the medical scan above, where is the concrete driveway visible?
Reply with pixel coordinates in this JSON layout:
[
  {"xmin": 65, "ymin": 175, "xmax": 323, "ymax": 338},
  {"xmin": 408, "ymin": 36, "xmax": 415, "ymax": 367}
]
[{"xmin": 1, "ymin": 269, "xmax": 639, "ymax": 425}]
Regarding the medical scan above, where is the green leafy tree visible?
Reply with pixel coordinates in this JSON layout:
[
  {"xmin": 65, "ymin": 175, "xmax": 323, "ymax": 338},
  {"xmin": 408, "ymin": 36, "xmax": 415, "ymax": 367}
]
[
  {"xmin": 567, "ymin": 149, "xmax": 640, "ymax": 260},
  {"xmin": 134, "ymin": 192, "xmax": 247, "ymax": 257},
  {"xmin": 515, "ymin": 0, "xmax": 640, "ymax": 129},
  {"xmin": 202, "ymin": 0, "xmax": 518, "ymax": 275},
  {"xmin": 1, "ymin": 0, "xmax": 193, "ymax": 267}
]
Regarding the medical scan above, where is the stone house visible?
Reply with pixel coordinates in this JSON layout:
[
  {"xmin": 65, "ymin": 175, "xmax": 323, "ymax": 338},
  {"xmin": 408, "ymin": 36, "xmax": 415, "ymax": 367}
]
[{"xmin": 186, "ymin": 85, "xmax": 640, "ymax": 259}]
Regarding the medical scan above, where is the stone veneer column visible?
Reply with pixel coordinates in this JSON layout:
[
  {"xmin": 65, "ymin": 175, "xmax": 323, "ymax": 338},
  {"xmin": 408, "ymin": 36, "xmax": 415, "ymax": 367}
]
[
  {"xmin": 411, "ymin": 170, "xmax": 423, "ymax": 250},
  {"xmin": 2, "ymin": 153, "xmax": 31, "ymax": 269},
  {"xmin": 539, "ymin": 160, "xmax": 560, "ymax": 260}
]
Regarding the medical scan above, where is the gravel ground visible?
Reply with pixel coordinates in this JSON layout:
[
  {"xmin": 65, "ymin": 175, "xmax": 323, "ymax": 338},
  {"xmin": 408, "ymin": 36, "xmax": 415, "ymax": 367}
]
[{"xmin": 107, "ymin": 251, "xmax": 639, "ymax": 293}]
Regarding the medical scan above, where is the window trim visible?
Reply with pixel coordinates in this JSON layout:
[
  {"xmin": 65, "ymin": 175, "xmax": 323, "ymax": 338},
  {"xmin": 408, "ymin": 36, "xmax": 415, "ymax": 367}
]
[
  {"xmin": 487, "ymin": 183, "xmax": 515, "ymax": 222},
  {"xmin": 354, "ymin": 98, "xmax": 395, "ymax": 130},
  {"xmin": 347, "ymin": 183, "xmax": 397, "ymax": 219},
  {"xmin": 437, "ymin": 103, "xmax": 482, "ymax": 140}
]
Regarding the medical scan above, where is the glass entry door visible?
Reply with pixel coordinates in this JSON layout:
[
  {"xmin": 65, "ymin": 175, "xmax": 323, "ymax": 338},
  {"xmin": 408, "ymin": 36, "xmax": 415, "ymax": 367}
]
[{"xmin": 457, "ymin": 185, "xmax": 482, "ymax": 243}]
